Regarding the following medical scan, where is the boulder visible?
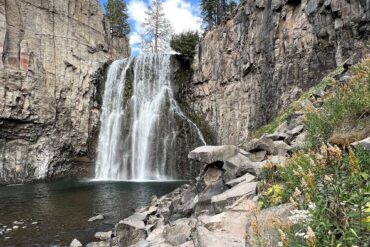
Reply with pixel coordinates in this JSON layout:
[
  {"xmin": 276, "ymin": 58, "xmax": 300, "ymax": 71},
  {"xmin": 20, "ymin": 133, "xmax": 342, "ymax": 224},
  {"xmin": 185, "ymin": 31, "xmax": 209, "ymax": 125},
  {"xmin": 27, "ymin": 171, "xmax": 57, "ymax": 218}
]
[
  {"xmin": 244, "ymin": 136, "xmax": 275, "ymax": 154},
  {"xmin": 94, "ymin": 231, "xmax": 112, "ymax": 241},
  {"xmin": 245, "ymin": 150, "xmax": 267, "ymax": 162},
  {"xmin": 163, "ymin": 218, "xmax": 196, "ymax": 246},
  {"xmin": 223, "ymin": 153, "xmax": 253, "ymax": 182},
  {"xmin": 69, "ymin": 239, "xmax": 83, "ymax": 247},
  {"xmin": 88, "ymin": 214, "xmax": 104, "ymax": 222},
  {"xmin": 211, "ymin": 181, "xmax": 257, "ymax": 213},
  {"xmin": 291, "ymin": 132, "xmax": 306, "ymax": 150},
  {"xmin": 115, "ymin": 217, "xmax": 147, "ymax": 246},
  {"xmin": 286, "ymin": 125, "xmax": 304, "ymax": 137},
  {"xmin": 86, "ymin": 241, "xmax": 110, "ymax": 247},
  {"xmin": 188, "ymin": 145, "xmax": 238, "ymax": 164},
  {"xmin": 273, "ymin": 141, "xmax": 292, "ymax": 155},
  {"xmin": 226, "ymin": 173, "xmax": 255, "ymax": 187},
  {"xmin": 351, "ymin": 137, "xmax": 370, "ymax": 151},
  {"xmin": 236, "ymin": 160, "xmax": 265, "ymax": 177},
  {"xmin": 194, "ymin": 226, "xmax": 244, "ymax": 247}
]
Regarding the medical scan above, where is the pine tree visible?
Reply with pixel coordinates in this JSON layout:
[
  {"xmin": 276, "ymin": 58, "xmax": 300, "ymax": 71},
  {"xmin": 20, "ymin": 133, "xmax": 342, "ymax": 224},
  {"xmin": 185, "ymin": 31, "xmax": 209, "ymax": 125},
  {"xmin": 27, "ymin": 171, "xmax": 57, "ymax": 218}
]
[
  {"xmin": 200, "ymin": 0, "xmax": 217, "ymax": 30},
  {"xmin": 170, "ymin": 31, "xmax": 199, "ymax": 63},
  {"xmin": 141, "ymin": 0, "xmax": 173, "ymax": 53},
  {"xmin": 105, "ymin": 0, "xmax": 130, "ymax": 37}
]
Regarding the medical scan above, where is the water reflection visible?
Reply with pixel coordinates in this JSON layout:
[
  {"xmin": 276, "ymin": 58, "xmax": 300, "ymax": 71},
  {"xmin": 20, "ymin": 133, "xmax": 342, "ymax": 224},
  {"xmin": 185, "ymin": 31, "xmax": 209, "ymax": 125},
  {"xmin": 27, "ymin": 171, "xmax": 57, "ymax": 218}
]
[{"xmin": 0, "ymin": 180, "xmax": 183, "ymax": 246}]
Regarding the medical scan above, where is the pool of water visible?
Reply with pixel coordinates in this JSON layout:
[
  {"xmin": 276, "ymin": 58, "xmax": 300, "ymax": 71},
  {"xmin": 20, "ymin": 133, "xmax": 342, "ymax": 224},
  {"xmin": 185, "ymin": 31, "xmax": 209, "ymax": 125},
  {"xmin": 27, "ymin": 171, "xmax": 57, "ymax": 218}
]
[{"xmin": 0, "ymin": 180, "xmax": 184, "ymax": 247}]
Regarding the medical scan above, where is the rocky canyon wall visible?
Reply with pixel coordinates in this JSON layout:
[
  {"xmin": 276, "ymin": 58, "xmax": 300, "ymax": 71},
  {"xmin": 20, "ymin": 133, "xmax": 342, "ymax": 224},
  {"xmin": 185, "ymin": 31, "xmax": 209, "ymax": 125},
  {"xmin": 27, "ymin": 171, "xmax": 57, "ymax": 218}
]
[
  {"xmin": 188, "ymin": 0, "xmax": 369, "ymax": 144},
  {"xmin": 0, "ymin": 0, "xmax": 130, "ymax": 184}
]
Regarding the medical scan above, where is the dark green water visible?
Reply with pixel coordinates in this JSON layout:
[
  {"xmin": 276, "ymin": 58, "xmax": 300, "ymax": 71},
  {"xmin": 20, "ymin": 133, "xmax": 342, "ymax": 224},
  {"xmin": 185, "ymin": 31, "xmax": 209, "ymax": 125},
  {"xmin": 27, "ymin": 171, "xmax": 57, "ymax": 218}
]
[{"xmin": 0, "ymin": 180, "xmax": 184, "ymax": 247}]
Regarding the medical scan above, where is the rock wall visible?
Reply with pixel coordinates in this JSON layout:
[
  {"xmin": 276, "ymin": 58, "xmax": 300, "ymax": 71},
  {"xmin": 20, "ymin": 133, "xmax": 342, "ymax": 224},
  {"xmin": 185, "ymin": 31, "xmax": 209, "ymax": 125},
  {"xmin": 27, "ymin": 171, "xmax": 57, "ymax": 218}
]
[
  {"xmin": 188, "ymin": 0, "xmax": 369, "ymax": 144},
  {"xmin": 0, "ymin": 0, "xmax": 130, "ymax": 184}
]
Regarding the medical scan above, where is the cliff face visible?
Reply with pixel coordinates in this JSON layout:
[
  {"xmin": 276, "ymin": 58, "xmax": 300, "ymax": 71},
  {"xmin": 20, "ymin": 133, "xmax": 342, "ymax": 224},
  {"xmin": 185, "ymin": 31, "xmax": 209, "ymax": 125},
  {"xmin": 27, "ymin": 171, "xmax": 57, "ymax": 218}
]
[
  {"xmin": 0, "ymin": 0, "xmax": 130, "ymax": 184},
  {"xmin": 188, "ymin": 0, "xmax": 369, "ymax": 144}
]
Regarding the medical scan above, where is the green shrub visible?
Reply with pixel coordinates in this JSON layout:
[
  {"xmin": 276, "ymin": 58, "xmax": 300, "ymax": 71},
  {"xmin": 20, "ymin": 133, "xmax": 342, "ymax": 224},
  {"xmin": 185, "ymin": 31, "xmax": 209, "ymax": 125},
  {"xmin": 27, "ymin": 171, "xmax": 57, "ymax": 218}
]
[
  {"xmin": 259, "ymin": 145, "xmax": 370, "ymax": 246},
  {"xmin": 170, "ymin": 31, "xmax": 200, "ymax": 63}
]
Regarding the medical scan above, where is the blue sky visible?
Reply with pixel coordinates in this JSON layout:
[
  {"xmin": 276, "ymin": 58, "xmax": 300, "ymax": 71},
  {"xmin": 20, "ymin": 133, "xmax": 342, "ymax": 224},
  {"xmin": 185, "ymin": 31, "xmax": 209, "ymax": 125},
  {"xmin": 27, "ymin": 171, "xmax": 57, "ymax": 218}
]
[{"xmin": 99, "ymin": 0, "xmax": 201, "ymax": 55}]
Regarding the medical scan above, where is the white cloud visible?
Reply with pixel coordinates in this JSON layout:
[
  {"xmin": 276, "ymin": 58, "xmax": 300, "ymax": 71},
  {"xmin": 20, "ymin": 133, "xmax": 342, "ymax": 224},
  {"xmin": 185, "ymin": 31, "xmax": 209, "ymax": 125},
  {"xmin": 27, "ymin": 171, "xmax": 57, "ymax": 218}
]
[
  {"xmin": 129, "ymin": 32, "xmax": 142, "ymax": 46},
  {"xmin": 162, "ymin": 0, "xmax": 201, "ymax": 34},
  {"xmin": 127, "ymin": 0, "xmax": 201, "ymax": 52}
]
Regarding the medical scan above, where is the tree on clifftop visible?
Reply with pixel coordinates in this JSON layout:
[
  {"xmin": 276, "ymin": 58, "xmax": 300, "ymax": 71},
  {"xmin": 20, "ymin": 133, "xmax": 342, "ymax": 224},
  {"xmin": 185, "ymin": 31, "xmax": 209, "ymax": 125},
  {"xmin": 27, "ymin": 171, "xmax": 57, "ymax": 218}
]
[
  {"xmin": 105, "ymin": 0, "xmax": 130, "ymax": 37},
  {"xmin": 141, "ymin": 0, "xmax": 173, "ymax": 53}
]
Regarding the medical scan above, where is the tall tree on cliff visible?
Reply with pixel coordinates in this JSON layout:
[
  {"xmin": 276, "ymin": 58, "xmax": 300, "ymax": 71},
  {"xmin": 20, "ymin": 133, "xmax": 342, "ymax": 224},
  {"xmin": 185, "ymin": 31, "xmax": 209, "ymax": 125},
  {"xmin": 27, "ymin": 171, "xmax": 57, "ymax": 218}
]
[
  {"xmin": 105, "ymin": 0, "xmax": 130, "ymax": 37},
  {"xmin": 141, "ymin": 0, "xmax": 173, "ymax": 53},
  {"xmin": 201, "ymin": 0, "xmax": 217, "ymax": 30}
]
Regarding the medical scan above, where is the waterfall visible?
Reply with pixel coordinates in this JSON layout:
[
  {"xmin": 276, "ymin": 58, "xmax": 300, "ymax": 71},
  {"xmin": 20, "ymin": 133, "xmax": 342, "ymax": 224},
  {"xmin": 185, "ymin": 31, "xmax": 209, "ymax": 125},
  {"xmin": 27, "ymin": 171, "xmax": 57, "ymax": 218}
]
[{"xmin": 95, "ymin": 54, "xmax": 206, "ymax": 181}]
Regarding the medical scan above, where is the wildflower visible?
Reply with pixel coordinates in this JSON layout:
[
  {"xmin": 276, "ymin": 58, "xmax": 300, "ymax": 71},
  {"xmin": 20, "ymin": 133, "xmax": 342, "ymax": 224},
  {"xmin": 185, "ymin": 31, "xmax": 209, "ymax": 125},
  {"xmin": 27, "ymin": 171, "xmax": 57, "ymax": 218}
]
[
  {"xmin": 323, "ymin": 175, "xmax": 332, "ymax": 184},
  {"xmin": 293, "ymin": 187, "xmax": 302, "ymax": 197},
  {"xmin": 306, "ymin": 171, "xmax": 315, "ymax": 190},
  {"xmin": 289, "ymin": 197, "xmax": 298, "ymax": 208},
  {"xmin": 306, "ymin": 226, "xmax": 316, "ymax": 247},
  {"xmin": 327, "ymin": 144, "xmax": 342, "ymax": 162},
  {"xmin": 278, "ymin": 229, "xmax": 288, "ymax": 247},
  {"xmin": 348, "ymin": 146, "xmax": 359, "ymax": 173}
]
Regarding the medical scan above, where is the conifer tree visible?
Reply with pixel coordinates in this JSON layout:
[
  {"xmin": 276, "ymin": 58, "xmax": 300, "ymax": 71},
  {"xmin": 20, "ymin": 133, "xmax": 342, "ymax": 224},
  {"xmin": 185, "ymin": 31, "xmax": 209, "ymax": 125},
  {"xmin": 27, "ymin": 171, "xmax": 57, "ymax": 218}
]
[
  {"xmin": 141, "ymin": 0, "xmax": 173, "ymax": 53},
  {"xmin": 105, "ymin": 0, "xmax": 130, "ymax": 37}
]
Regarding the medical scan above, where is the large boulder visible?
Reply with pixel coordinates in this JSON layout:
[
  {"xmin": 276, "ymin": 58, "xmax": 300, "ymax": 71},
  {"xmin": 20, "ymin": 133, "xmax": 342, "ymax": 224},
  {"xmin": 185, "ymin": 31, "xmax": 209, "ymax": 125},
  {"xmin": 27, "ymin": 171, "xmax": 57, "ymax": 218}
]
[
  {"xmin": 352, "ymin": 137, "xmax": 370, "ymax": 151},
  {"xmin": 244, "ymin": 136, "xmax": 275, "ymax": 155},
  {"xmin": 115, "ymin": 217, "xmax": 147, "ymax": 246},
  {"xmin": 226, "ymin": 173, "xmax": 256, "ymax": 187},
  {"xmin": 163, "ymin": 218, "xmax": 196, "ymax": 246},
  {"xmin": 211, "ymin": 181, "xmax": 257, "ymax": 213},
  {"xmin": 188, "ymin": 145, "xmax": 238, "ymax": 164}
]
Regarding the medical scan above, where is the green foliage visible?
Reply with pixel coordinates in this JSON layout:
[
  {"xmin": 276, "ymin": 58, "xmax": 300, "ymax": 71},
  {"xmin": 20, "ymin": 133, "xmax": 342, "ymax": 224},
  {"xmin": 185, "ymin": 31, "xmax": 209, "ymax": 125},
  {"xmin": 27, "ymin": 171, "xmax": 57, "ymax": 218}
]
[
  {"xmin": 305, "ymin": 59, "xmax": 370, "ymax": 149},
  {"xmin": 258, "ymin": 184, "xmax": 284, "ymax": 208},
  {"xmin": 170, "ymin": 31, "xmax": 199, "ymax": 63},
  {"xmin": 105, "ymin": 0, "xmax": 130, "ymax": 37},
  {"xmin": 259, "ymin": 145, "xmax": 370, "ymax": 246},
  {"xmin": 200, "ymin": 0, "xmax": 237, "ymax": 30}
]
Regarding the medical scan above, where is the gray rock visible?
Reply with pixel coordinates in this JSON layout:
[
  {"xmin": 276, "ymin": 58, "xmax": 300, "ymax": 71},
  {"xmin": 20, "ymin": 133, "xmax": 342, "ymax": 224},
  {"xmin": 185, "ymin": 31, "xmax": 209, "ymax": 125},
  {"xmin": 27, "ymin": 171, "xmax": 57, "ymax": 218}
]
[
  {"xmin": 194, "ymin": 226, "xmax": 244, "ymax": 247},
  {"xmin": 211, "ymin": 181, "xmax": 257, "ymax": 213},
  {"xmin": 163, "ymin": 218, "xmax": 196, "ymax": 246},
  {"xmin": 88, "ymin": 214, "xmax": 104, "ymax": 222},
  {"xmin": 94, "ymin": 231, "xmax": 112, "ymax": 241},
  {"xmin": 244, "ymin": 136, "xmax": 275, "ymax": 155},
  {"xmin": 0, "ymin": 0, "xmax": 130, "ymax": 185},
  {"xmin": 188, "ymin": 145, "xmax": 238, "ymax": 164},
  {"xmin": 86, "ymin": 241, "xmax": 110, "ymax": 247},
  {"xmin": 286, "ymin": 125, "xmax": 304, "ymax": 136},
  {"xmin": 245, "ymin": 150, "xmax": 267, "ymax": 162},
  {"xmin": 223, "ymin": 153, "xmax": 252, "ymax": 182},
  {"xmin": 69, "ymin": 239, "xmax": 83, "ymax": 247},
  {"xmin": 273, "ymin": 141, "xmax": 292, "ymax": 155},
  {"xmin": 291, "ymin": 132, "xmax": 306, "ymax": 150},
  {"xmin": 351, "ymin": 137, "xmax": 370, "ymax": 151},
  {"xmin": 226, "ymin": 173, "xmax": 255, "ymax": 187},
  {"xmin": 115, "ymin": 217, "xmax": 147, "ymax": 246}
]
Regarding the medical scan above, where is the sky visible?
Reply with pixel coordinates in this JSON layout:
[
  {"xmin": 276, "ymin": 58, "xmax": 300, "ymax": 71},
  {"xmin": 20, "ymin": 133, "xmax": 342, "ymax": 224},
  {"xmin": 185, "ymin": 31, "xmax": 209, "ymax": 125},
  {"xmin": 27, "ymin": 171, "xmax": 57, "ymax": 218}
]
[{"xmin": 99, "ymin": 0, "xmax": 202, "ymax": 55}]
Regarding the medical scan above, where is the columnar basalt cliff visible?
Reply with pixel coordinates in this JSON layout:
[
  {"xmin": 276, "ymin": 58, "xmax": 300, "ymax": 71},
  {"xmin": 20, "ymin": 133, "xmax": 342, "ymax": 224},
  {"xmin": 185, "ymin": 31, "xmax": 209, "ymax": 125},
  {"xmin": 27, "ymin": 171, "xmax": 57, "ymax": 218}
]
[
  {"xmin": 188, "ymin": 0, "xmax": 369, "ymax": 144},
  {"xmin": 0, "ymin": 0, "xmax": 130, "ymax": 184}
]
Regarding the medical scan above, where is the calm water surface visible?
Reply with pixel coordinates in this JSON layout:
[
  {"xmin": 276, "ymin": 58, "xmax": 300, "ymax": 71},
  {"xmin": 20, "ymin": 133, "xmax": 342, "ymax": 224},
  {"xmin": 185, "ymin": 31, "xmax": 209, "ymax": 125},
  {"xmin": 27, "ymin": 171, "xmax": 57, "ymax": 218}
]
[{"xmin": 0, "ymin": 180, "xmax": 184, "ymax": 247}]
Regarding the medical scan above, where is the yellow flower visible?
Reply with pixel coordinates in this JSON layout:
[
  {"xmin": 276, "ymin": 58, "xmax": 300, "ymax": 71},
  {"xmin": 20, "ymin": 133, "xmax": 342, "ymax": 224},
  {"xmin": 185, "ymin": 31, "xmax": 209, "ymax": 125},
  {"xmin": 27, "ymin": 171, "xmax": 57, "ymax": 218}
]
[
  {"xmin": 278, "ymin": 229, "xmax": 288, "ymax": 247},
  {"xmin": 348, "ymin": 146, "xmax": 359, "ymax": 173},
  {"xmin": 327, "ymin": 144, "xmax": 342, "ymax": 162}
]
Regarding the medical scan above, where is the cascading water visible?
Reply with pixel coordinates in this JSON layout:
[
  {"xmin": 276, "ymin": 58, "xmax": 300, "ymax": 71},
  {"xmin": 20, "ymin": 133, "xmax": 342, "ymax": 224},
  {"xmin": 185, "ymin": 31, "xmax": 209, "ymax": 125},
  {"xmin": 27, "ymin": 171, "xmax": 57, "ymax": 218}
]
[{"xmin": 95, "ymin": 54, "xmax": 206, "ymax": 181}]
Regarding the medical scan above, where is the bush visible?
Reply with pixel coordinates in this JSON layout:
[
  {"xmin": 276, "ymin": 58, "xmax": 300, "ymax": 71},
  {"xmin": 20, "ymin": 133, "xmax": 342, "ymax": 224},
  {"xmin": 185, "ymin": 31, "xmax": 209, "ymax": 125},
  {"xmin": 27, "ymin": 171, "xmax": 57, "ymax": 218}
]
[
  {"xmin": 305, "ymin": 58, "xmax": 370, "ymax": 149},
  {"xmin": 170, "ymin": 31, "xmax": 200, "ymax": 63},
  {"xmin": 259, "ymin": 145, "xmax": 370, "ymax": 246}
]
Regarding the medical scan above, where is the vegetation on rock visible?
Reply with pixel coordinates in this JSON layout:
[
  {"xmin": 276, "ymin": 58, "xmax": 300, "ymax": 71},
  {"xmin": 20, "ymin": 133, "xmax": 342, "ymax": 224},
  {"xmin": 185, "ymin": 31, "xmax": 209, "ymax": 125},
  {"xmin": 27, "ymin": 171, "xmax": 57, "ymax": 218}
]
[
  {"xmin": 170, "ymin": 31, "xmax": 200, "ymax": 64},
  {"xmin": 257, "ymin": 58, "xmax": 370, "ymax": 246}
]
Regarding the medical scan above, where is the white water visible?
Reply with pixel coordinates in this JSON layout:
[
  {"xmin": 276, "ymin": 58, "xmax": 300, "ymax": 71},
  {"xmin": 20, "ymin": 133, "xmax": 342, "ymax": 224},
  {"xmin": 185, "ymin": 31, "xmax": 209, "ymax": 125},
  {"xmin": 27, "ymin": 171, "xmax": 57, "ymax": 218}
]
[{"xmin": 95, "ymin": 54, "xmax": 205, "ymax": 181}]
